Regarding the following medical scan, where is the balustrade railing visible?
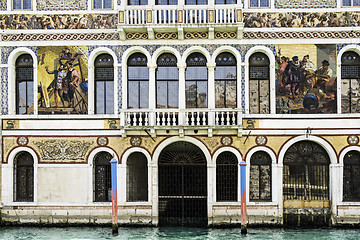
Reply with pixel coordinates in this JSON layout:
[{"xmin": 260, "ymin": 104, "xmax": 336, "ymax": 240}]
[
  {"xmin": 121, "ymin": 5, "xmax": 240, "ymax": 25},
  {"xmin": 124, "ymin": 109, "xmax": 241, "ymax": 127}
]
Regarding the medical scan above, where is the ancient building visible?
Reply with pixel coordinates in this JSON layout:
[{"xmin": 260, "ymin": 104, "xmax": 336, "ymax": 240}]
[{"xmin": 1, "ymin": 0, "xmax": 360, "ymax": 227}]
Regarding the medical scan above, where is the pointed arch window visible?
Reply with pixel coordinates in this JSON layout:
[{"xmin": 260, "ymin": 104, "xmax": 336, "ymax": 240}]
[
  {"xmin": 14, "ymin": 151, "xmax": 34, "ymax": 202},
  {"xmin": 16, "ymin": 54, "xmax": 34, "ymax": 115},
  {"xmin": 128, "ymin": 53, "xmax": 149, "ymax": 109},
  {"xmin": 127, "ymin": 152, "xmax": 148, "ymax": 202},
  {"xmin": 186, "ymin": 53, "xmax": 208, "ymax": 108},
  {"xmin": 216, "ymin": 152, "xmax": 238, "ymax": 201},
  {"xmin": 95, "ymin": 54, "xmax": 114, "ymax": 114},
  {"xmin": 94, "ymin": 152, "xmax": 112, "ymax": 202},
  {"xmin": 249, "ymin": 52, "xmax": 270, "ymax": 114},
  {"xmin": 156, "ymin": 53, "xmax": 179, "ymax": 109},
  {"xmin": 341, "ymin": 51, "xmax": 360, "ymax": 113},
  {"xmin": 215, "ymin": 52, "xmax": 237, "ymax": 108},
  {"xmin": 343, "ymin": 150, "xmax": 360, "ymax": 201},
  {"xmin": 250, "ymin": 151, "xmax": 271, "ymax": 201}
]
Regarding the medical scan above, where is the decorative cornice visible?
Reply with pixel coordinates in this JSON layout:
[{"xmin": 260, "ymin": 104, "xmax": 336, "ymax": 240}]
[
  {"xmin": 1, "ymin": 33, "xmax": 119, "ymax": 42},
  {"xmin": 244, "ymin": 30, "xmax": 360, "ymax": 39}
]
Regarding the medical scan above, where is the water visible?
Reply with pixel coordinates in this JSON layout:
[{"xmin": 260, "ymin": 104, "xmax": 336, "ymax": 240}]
[{"xmin": 0, "ymin": 227, "xmax": 360, "ymax": 240}]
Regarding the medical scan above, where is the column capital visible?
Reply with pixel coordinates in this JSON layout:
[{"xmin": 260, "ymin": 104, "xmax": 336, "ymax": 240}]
[
  {"xmin": 147, "ymin": 64, "xmax": 157, "ymax": 70},
  {"xmin": 177, "ymin": 64, "xmax": 187, "ymax": 69},
  {"xmin": 207, "ymin": 63, "xmax": 216, "ymax": 69}
]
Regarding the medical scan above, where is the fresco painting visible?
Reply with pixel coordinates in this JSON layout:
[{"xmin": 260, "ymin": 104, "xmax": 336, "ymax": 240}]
[
  {"xmin": 37, "ymin": 46, "xmax": 88, "ymax": 114},
  {"xmin": 276, "ymin": 44, "xmax": 337, "ymax": 114}
]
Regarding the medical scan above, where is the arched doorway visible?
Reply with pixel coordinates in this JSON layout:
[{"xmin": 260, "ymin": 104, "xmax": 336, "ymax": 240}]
[
  {"xmin": 282, "ymin": 140, "xmax": 330, "ymax": 226},
  {"xmin": 158, "ymin": 141, "xmax": 207, "ymax": 226}
]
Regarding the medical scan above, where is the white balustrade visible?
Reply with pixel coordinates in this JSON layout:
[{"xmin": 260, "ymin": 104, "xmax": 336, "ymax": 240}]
[
  {"xmin": 123, "ymin": 5, "xmax": 237, "ymax": 25},
  {"xmin": 124, "ymin": 109, "xmax": 241, "ymax": 127}
]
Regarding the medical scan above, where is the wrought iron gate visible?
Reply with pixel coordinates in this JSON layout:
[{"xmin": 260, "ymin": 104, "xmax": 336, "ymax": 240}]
[{"xmin": 158, "ymin": 142, "xmax": 207, "ymax": 227}]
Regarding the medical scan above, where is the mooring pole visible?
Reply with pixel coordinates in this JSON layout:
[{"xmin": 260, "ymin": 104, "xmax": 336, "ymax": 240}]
[
  {"xmin": 110, "ymin": 154, "xmax": 118, "ymax": 234},
  {"xmin": 240, "ymin": 160, "xmax": 247, "ymax": 234}
]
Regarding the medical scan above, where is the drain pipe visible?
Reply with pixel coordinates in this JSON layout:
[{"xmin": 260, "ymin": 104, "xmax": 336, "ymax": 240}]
[
  {"xmin": 110, "ymin": 155, "xmax": 118, "ymax": 234},
  {"xmin": 240, "ymin": 159, "xmax": 247, "ymax": 234}
]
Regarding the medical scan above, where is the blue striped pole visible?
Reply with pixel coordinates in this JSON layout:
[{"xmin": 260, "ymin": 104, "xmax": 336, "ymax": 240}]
[
  {"xmin": 240, "ymin": 159, "xmax": 247, "ymax": 234},
  {"xmin": 110, "ymin": 154, "xmax": 118, "ymax": 234}
]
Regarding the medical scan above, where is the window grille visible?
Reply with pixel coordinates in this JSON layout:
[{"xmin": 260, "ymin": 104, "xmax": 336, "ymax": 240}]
[
  {"xmin": 215, "ymin": 52, "xmax": 237, "ymax": 108},
  {"xmin": 156, "ymin": 53, "xmax": 179, "ymax": 109},
  {"xmin": 127, "ymin": 152, "xmax": 148, "ymax": 202},
  {"xmin": 341, "ymin": 52, "xmax": 360, "ymax": 79},
  {"xmin": 250, "ymin": 151, "xmax": 271, "ymax": 201},
  {"xmin": 283, "ymin": 141, "xmax": 330, "ymax": 201},
  {"xmin": 95, "ymin": 54, "xmax": 114, "ymax": 114},
  {"xmin": 128, "ymin": 53, "xmax": 149, "ymax": 109},
  {"xmin": 186, "ymin": 53, "xmax": 208, "ymax": 108},
  {"xmin": 14, "ymin": 152, "xmax": 34, "ymax": 202},
  {"xmin": 94, "ymin": 152, "xmax": 112, "ymax": 202},
  {"xmin": 343, "ymin": 150, "xmax": 360, "ymax": 201},
  {"xmin": 216, "ymin": 152, "xmax": 238, "ymax": 202},
  {"xmin": 16, "ymin": 54, "xmax": 34, "ymax": 115}
]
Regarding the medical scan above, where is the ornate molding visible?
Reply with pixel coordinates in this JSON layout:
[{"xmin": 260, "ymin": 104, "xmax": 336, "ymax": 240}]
[
  {"xmin": 34, "ymin": 139, "xmax": 94, "ymax": 162},
  {"xmin": 155, "ymin": 32, "xmax": 178, "ymax": 40},
  {"xmin": 1, "ymin": 33, "xmax": 119, "ymax": 42},
  {"xmin": 215, "ymin": 32, "xmax": 237, "ymax": 39},
  {"xmin": 244, "ymin": 31, "xmax": 360, "ymax": 39},
  {"xmin": 126, "ymin": 32, "xmax": 148, "ymax": 40},
  {"xmin": 184, "ymin": 32, "xmax": 208, "ymax": 39}
]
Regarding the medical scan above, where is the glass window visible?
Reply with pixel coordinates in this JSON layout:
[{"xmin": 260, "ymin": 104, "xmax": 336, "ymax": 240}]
[
  {"xmin": 343, "ymin": 0, "xmax": 360, "ymax": 6},
  {"xmin": 249, "ymin": 52, "xmax": 270, "ymax": 114},
  {"xmin": 343, "ymin": 151, "xmax": 360, "ymax": 201},
  {"xmin": 215, "ymin": 0, "xmax": 236, "ymax": 4},
  {"xmin": 216, "ymin": 152, "xmax": 238, "ymax": 202},
  {"xmin": 156, "ymin": 53, "xmax": 178, "ymax": 108},
  {"xmin": 127, "ymin": 152, "xmax": 148, "ymax": 202},
  {"xmin": 14, "ymin": 152, "xmax": 34, "ymax": 202},
  {"xmin": 341, "ymin": 51, "xmax": 360, "ymax": 113},
  {"xmin": 95, "ymin": 54, "xmax": 114, "ymax": 114},
  {"xmin": 94, "ymin": 152, "xmax": 112, "ymax": 202},
  {"xmin": 249, "ymin": 0, "xmax": 269, "ymax": 7},
  {"xmin": 186, "ymin": 53, "xmax": 208, "ymax": 108},
  {"xmin": 94, "ymin": 0, "xmax": 113, "ymax": 9},
  {"xmin": 156, "ymin": 0, "xmax": 178, "ymax": 4},
  {"xmin": 13, "ymin": 0, "xmax": 31, "ymax": 9},
  {"xmin": 128, "ymin": 53, "xmax": 149, "ymax": 109},
  {"xmin": 215, "ymin": 52, "xmax": 237, "ymax": 108},
  {"xmin": 16, "ymin": 54, "xmax": 34, "ymax": 115},
  {"xmin": 128, "ymin": 0, "xmax": 148, "ymax": 5},
  {"xmin": 185, "ymin": 0, "xmax": 207, "ymax": 4},
  {"xmin": 250, "ymin": 151, "xmax": 271, "ymax": 201}
]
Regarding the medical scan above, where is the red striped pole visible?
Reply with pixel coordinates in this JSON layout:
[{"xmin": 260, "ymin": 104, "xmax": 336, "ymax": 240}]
[{"xmin": 110, "ymin": 154, "xmax": 118, "ymax": 234}]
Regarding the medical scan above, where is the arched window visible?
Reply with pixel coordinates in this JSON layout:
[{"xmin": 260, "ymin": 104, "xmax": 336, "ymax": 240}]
[
  {"xmin": 128, "ymin": 53, "xmax": 149, "ymax": 109},
  {"xmin": 249, "ymin": 52, "xmax": 270, "ymax": 114},
  {"xmin": 283, "ymin": 141, "xmax": 330, "ymax": 201},
  {"xmin": 95, "ymin": 54, "xmax": 114, "ymax": 114},
  {"xmin": 186, "ymin": 53, "xmax": 207, "ymax": 108},
  {"xmin": 341, "ymin": 51, "xmax": 360, "ymax": 113},
  {"xmin": 216, "ymin": 152, "xmax": 238, "ymax": 202},
  {"xmin": 16, "ymin": 54, "xmax": 34, "ymax": 115},
  {"xmin": 215, "ymin": 52, "xmax": 237, "ymax": 108},
  {"xmin": 343, "ymin": 150, "xmax": 360, "ymax": 201},
  {"xmin": 250, "ymin": 151, "xmax": 271, "ymax": 201},
  {"xmin": 156, "ymin": 53, "xmax": 178, "ymax": 108},
  {"xmin": 127, "ymin": 152, "xmax": 148, "ymax": 201},
  {"xmin": 14, "ymin": 151, "xmax": 34, "ymax": 202},
  {"xmin": 94, "ymin": 152, "xmax": 112, "ymax": 202}
]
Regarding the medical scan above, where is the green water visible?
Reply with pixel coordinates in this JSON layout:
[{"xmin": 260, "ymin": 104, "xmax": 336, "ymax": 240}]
[{"xmin": 0, "ymin": 227, "xmax": 360, "ymax": 240}]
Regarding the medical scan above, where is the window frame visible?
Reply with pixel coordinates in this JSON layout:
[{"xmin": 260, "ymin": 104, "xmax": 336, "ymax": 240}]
[
  {"xmin": 343, "ymin": 150, "xmax": 360, "ymax": 202},
  {"xmin": 13, "ymin": 151, "xmax": 34, "ymax": 202},
  {"xmin": 342, "ymin": 0, "xmax": 360, "ymax": 7},
  {"xmin": 126, "ymin": 152, "xmax": 148, "ymax": 202},
  {"xmin": 16, "ymin": 54, "xmax": 34, "ymax": 115},
  {"xmin": 12, "ymin": 0, "xmax": 32, "ymax": 10},
  {"xmin": 248, "ymin": 0, "xmax": 270, "ymax": 8},
  {"xmin": 249, "ymin": 151, "xmax": 272, "ymax": 202},
  {"xmin": 341, "ymin": 51, "xmax": 360, "ymax": 113},
  {"xmin": 216, "ymin": 152, "xmax": 238, "ymax": 202},
  {"xmin": 93, "ymin": 152, "xmax": 112, "ymax": 202},
  {"xmin": 95, "ymin": 54, "xmax": 114, "ymax": 114},
  {"xmin": 93, "ymin": 0, "xmax": 113, "ymax": 9}
]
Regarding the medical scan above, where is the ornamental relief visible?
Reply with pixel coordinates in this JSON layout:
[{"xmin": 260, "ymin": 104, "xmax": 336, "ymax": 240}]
[
  {"xmin": 198, "ymin": 136, "xmax": 222, "ymax": 154},
  {"xmin": 33, "ymin": 139, "xmax": 95, "ymax": 162}
]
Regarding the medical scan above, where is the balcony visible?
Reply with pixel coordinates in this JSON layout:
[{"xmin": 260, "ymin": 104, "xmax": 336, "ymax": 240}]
[{"xmin": 118, "ymin": 5, "xmax": 243, "ymax": 40}]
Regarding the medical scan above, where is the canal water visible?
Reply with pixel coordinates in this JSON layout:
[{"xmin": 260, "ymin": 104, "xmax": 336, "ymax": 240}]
[{"xmin": 1, "ymin": 227, "xmax": 360, "ymax": 240}]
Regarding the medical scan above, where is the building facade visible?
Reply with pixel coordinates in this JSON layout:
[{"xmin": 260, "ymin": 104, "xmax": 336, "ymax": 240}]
[{"xmin": 1, "ymin": 0, "xmax": 360, "ymax": 227}]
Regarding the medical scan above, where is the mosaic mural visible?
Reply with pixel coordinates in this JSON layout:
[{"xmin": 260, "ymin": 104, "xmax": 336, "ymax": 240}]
[
  {"xmin": 0, "ymin": 14, "xmax": 117, "ymax": 30},
  {"xmin": 275, "ymin": 0, "xmax": 336, "ymax": 8},
  {"xmin": 244, "ymin": 12, "xmax": 360, "ymax": 28},
  {"xmin": 37, "ymin": 46, "xmax": 88, "ymax": 114},
  {"xmin": 37, "ymin": 0, "xmax": 87, "ymax": 11},
  {"xmin": 276, "ymin": 44, "xmax": 337, "ymax": 114}
]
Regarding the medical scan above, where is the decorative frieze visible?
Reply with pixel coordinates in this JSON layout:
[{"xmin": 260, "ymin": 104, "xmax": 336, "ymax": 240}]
[
  {"xmin": 244, "ymin": 31, "xmax": 360, "ymax": 39},
  {"xmin": 215, "ymin": 32, "xmax": 237, "ymax": 39},
  {"xmin": 1, "ymin": 33, "xmax": 119, "ymax": 42},
  {"xmin": 275, "ymin": 0, "xmax": 336, "ymax": 9},
  {"xmin": 37, "ymin": 0, "xmax": 87, "ymax": 11},
  {"xmin": 184, "ymin": 32, "xmax": 208, "ymax": 39},
  {"xmin": 126, "ymin": 32, "xmax": 148, "ymax": 40},
  {"xmin": 155, "ymin": 32, "xmax": 178, "ymax": 40}
]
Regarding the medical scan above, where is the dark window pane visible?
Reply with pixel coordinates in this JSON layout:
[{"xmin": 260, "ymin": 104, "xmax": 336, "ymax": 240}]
[
  {"xmin": 225, "ymin": 80, "xmax": 236, "ymax": 108},
  {"xmin": 23, "ymin": 0, "xmax": 31, "ymax": 9},
  {"xmin": 105, "ymin": 81, "xmax": 114, "ymax": 114},
  {"xmin": 260, "ymin": 0, "xmax": 269, "ymax": 7},
  {"xmin": 94, "ymin": 152, "xmax": 112, "ymax": 202},
  {"xmin": 127, "ymin": 153, "xmax": 148, "ymax": 202},
  {"xmin": 104, "ymin": 0, "xmax": 112, "ymax": 8},
  {"xmin": 343, "ymin": 0, "xmax": 351, "ymax": 5},
  {"xmin": 250, "ymin": 0, "xmax": 258, "ymax": 7},
  {"xmin": 354, "ymin": 0, "xmax": 360, "ymax": 6},
  {"xmin": 93, "ymin": 0, "xmax": 102, "ymax": 8},
  {"xmin": 197, "ymin": 81, "xmax": 208, "ymax": 108},
  {"xmin": 13, "ymin": 0, "xmax": 21, "ymax": 9},
  {"xmin": 168, "ymin": 81, "xmax": 179, "ymax": 108}
]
